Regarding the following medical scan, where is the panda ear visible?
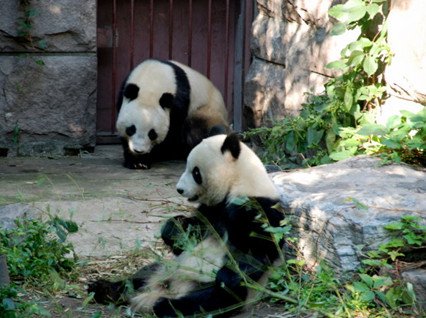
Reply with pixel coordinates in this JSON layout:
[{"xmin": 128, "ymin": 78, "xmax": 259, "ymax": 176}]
[
  {"xmin": 123, "ymin": 83, "xmax": 139, "ymax": 101},
  {"xmin": 159, "ymin": 93, "xmax": 174, "ymax": 109},
  {"xmin": 221, "ymin": 133, "xmax": 241, "ymax": 160}
]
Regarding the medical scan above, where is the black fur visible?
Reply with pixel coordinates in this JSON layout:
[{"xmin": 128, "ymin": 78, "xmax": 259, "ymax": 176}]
[
  {"xmin": 118, "ymin": 59, "xmax": 215, "ymax": 169},
  {"xmin": 123, "ymin": 83, "xmax": 140, "ymax": 101},
  {"xmin": 159, "ymin": 92, "xmax": 174, "ymax": 109},
  {"xmin": 89, "ymin": 196, "xmax": 284, "ymax": 317},
  {"xmin": 221, "ymin": 133, "xmax": 241, "ymax": 159}
]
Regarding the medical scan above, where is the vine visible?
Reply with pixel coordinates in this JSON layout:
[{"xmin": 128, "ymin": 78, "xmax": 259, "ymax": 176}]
[
  {"xmin": 16, "ymin": 0, "xmax": 47, "ymax": 51},
  {"xmin": 245, "ymin": 0, "xmax": 424, "ymax": 168}
]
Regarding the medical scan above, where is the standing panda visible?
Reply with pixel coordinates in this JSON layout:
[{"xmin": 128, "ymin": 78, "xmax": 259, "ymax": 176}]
[
  {"xmin": 89, "ymin": 133, "xmax": 285, "ymax": 317},
  {"xmin": 116, "ymin": 59, "xmax": 229, "ymax": 169}
]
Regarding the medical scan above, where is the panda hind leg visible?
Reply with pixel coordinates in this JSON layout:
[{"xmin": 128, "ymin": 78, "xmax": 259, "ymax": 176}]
[
  {"xmin": 153, "ymin": 284, "xmax": 244, "ymax": 318},
  {"xmin": 88, "ymin": 262, "xmax": 160, "ymax": 305}
]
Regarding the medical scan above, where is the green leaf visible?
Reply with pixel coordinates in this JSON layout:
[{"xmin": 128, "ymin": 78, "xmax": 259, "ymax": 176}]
[
  {"xmin": 353, "ymin": 281, "xmax": 370, "ymax": 293},
  {"xmin": 372, "ymin": 276, "xmax": 392, "ymax": 289},
  {"xmin": 363, "ymin": 55, "xmax": 378, "ymax": 76},
  {"xmin": 285, "ymin": 131, "xmax": 296, "ymax": 153},
  {"xmin": 344, "ymin": 86, "xmax": 354, "ymax": 111},
  {"xmin": 348, "ymin": 38, "xmax": 372, "ymax": 51},
  {"xmin": 385, "ymin": 288, "xmax": 398, "ymax": 308},
  {"xmin": 325, "ymin": 130, "xmax": 336, "ymax": 153},
  {"xmin": 362, "ymin": 259, "xmax": 384, "ymax": 267},
  {"xmin": 331, "ymin": 22, "xmax": 347, "ymax": 35},
  {"xmin": 329, "ymin": 149, "xmax": 355, "ymax": 161},
  {"xmin": 348, "ymin": 50, "xmax": 365, "ymax": 67},
  {"xmin": 326, "ymin": 59, "xmax": 347, "ymax": 70},
  {"xmin": 329, "ymin": 0, "xmax": 367, "ymax": 23},
  {"xmin": 328, "ymin": 4, "xmax": 347, "ymax": 21},
  {"xmin": 384, "ymin": 221, "xmax": 403, "ymax": 231},
  {"xmin": 366, "ymin": 3, "xmax": 381, "ymax": 18},
  {"xmin": 359, "ymin": 274, "xmax": 373, "ymax": 287},
  {"xmin": 381, "ymin": 139, "xmax": 401, "ymax": 149},
  {"xmin": 357, "ymin": 123, "xmax": 387, "ymax": 136},
  {"xmin": 307, "ymin": 128, "xmax": 324, "ymax": 146},
  {"xmin": 345, "ymin": 0, "xmax": 367, "ymax": 23},
  {"xmin": 360, "ymin": 290, "xmax": 375, "ymax": 302}
]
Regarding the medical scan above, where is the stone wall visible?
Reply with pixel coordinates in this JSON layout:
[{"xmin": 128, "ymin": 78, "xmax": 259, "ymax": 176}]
[
  {"xmin": 379, "ymin": 0, "xmax": 426, "ymax": 123},
  {"xmin": 0, "ymin": 0, "xmax": 96, "ymax": 156},
  {"xmin": 244, "ymin": 0, "xmax": 357, "ymax": 127},
  {"xmin": 245, "ymin": 0, "xmax": 426, "ymax": 127}
]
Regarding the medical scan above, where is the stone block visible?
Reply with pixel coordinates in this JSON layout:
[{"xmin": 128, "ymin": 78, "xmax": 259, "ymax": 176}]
[
  {"xmin": 272, "ymin": 156, "xmax": 426, "ymax": 275},
  {"xmin": 247, "ymin": 1, "xmax": 358, "ymax": 126},
  {"xmin": 0, "ymin": 55, "xmax": 97, "ymax": 156},
  {"xmin": 0, "ymin": 0, "xmax": 96, "ymax": 52},
  {"xmin": 244, "ymin": 58, "xmax": 287, "ymax": 127},
  {"xmin": 257, "ymin": 0, "xmax": 343, "ymax": 23}
]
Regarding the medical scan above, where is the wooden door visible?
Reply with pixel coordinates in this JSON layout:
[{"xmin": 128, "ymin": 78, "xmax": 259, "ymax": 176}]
[{"xmin": 96, "ymin": 0, "xmax": 254, "ymax": 143}]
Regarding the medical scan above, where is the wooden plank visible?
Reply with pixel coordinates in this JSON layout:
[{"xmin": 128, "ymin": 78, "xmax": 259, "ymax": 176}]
[{"xmin": 232, "ymin": 0, "xmax": 246, "ymax": 132}]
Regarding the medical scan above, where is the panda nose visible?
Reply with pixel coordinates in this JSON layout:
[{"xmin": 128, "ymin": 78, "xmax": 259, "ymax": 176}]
[{"xmin": 177, "ymin": 188, "xmax": 184, "ymax": 195}]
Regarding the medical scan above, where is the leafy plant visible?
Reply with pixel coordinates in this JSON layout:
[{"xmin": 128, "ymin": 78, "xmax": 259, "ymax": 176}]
[
  {"xmin": 264, "ymin": 215, "xmax": 423, "ymax": 316},
  {"xmin": 245, "ymin": 0, "xmax": 414, "ymax": 168},
  {"xmin": 0, "ymin": 285, "xmax": 50, "ymax": 318},
  {"xmin": 330, "ymin": 108, "xmax": 425, "ymax": 165},
  {"xmin": 0, "ymin": 216, "xmax": 78, "ymax": 282},
  {"xmin": 17, "ymin": 0, "xmax": 47, "ymax": 51}
]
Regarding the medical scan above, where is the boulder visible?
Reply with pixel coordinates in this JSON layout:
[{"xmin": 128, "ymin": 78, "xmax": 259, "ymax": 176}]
[{"xmin": 272, "ymin": 156, "xmax": 425, "ymax": 275}]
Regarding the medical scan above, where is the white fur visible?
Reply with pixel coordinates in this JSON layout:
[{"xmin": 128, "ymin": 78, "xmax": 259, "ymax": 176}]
[
  {"xmin": 131, "ymin": 236, "xmax": 227, "ymax": 313},
  {"xmin": 176, "ymin": 135, "xmax": 279, "ymax": 206},
  {"xmin": 116, "ymin": 60, "xmax": 228, "ymax": 154}
]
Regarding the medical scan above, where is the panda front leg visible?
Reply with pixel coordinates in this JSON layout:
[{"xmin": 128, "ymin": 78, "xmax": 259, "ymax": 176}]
[
  {"xmin": 121, "ymin": 138, "xmax": 152, "ymax": 169},
  {"xmin": 161, "ymin": 215, "xmax": 205, "ymax": 255}
]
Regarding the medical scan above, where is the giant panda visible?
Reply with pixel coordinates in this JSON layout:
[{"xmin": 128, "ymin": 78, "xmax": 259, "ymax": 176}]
[
  {"xmin": 88, "ymin": 133, "xmax": 285, "ymax": 317},
  {"xmin": 116, "ymin": 59, "xmax": 229, "ymax": 169}
]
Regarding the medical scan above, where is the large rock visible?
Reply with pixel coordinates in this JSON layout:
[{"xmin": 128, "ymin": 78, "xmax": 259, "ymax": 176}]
[
  {"xmin": 245, "ymin": 0, "xmax": 358, "ymax": 126},
  {"xmin": 272, "ymin": 156, "xmax": 425, "ymax": 275},
  {"xmin": 0, "ymin": 0, "xmax": 96, "ymax": 52},
  {"xmin": 0, "ymin": 55, "xmax": 97, "ymax": 156}
]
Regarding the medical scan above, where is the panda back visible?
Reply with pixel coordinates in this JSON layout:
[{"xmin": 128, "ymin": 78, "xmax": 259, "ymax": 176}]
[
  {"xmin": 171, "ymin": 61, "xmax": 227, "ymax": 117},
  {"xmin": 126, "ymin": 60, "xmax": 180, "ymax": 110}
]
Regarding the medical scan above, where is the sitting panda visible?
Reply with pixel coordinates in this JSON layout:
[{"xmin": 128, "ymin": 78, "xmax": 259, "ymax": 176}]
[
  {"xmin": 116, "ymin": 59, "xmax": 229, "ymax": 169},
  {"xmin": 88, "ymin": 133, "xmax": 285, "ymax": 317}
]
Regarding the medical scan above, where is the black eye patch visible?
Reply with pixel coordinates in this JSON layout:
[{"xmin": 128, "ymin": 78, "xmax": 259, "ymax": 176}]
[
  {"xmin": 123, "ymin": 83, "xmax": 139, "ymax": 101},
  {"xmin": 148, "ymin": 129, "xmax": 158, "ymax": 141},
  {"xmin": 192, "ymin": 167, "xmax": 202, "ymax": 185},
  {"xmin": 126, "ymin": 125, "xmax": 136, "ymax": 137}
]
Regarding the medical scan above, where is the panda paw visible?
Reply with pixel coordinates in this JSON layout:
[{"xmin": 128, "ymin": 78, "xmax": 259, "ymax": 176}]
[
  {"xmin": 124, "ymin": 161, "xmax": 151, "ymax": 170},
  {"xmin": 153, "ymin": 297, "xmax": 181, "ymax": 317},
  {"xmin": 87, "ymin": 279, "xmax": 127, "ymax": 304}
]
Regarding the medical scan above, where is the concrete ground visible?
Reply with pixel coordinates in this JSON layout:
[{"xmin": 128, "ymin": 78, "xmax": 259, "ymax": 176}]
[{"xmin": 0, "ymin": 145, "xmax": 191, "ymax": 257}]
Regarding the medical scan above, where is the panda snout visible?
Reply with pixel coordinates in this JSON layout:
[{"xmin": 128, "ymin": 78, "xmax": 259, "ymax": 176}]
[{"xmin": 176, "ymin": 188, "xmax": 184, "ymax": 195}]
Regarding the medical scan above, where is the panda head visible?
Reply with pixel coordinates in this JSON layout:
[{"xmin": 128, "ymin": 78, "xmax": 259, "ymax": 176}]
[
  {"xmin": 116, "ymin": 83, "xmax": 174, "ymax": 154},
  {"xmin": 176, "ymin": 134, "xmax": 279, "ymax": 206}
]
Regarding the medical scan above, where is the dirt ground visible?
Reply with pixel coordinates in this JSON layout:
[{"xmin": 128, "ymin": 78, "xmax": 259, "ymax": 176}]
[{"xmin": 0, "ymin": 145, "xmax": 293, "ymax": 318}]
